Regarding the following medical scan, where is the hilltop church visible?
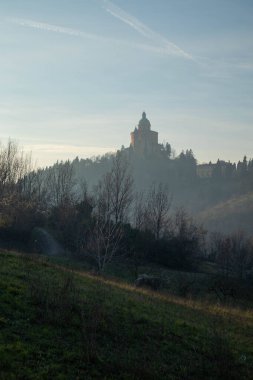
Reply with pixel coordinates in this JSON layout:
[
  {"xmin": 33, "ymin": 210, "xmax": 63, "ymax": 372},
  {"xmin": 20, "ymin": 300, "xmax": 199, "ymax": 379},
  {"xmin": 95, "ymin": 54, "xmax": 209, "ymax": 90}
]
[{"xmin": 130, "ymin": 112, "xmax": 160, "ymax": 156}]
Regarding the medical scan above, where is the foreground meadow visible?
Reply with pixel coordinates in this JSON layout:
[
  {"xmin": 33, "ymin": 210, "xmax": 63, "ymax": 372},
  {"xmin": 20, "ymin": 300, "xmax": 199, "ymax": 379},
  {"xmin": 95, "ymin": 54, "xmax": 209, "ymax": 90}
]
[{"xmin": 0, "ymin": 251, "xmax": 253, "ymax": 379}]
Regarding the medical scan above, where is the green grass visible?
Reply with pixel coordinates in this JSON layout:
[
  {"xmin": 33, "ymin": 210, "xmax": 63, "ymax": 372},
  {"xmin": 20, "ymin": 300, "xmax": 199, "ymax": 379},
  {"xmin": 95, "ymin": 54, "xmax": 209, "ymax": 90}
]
[{"xmin": 1, "ymin": 251, "xmax": 253, "ymax": 379}]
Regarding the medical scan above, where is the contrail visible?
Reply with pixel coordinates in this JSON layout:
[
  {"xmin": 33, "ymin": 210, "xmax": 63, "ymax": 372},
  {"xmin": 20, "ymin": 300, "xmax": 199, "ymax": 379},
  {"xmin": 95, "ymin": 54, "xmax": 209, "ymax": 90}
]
[
  {"xmin": 8, "ymin": 17, "xmax": 187, "ymax": 57},
  {"xmin": 102, "ymin": 0, "xmax": 193, "ymax": 60},
  {"xmin": 9, "ymin": 17, "xmax": 104, "ymax": 39}
]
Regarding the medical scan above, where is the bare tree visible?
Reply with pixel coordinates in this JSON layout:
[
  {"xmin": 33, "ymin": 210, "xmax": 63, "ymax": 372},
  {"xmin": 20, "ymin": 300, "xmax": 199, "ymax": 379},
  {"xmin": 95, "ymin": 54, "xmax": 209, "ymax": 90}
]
[
  {"xmin": 209, "ymin": 232, "xmax": 224, "ymax": 261},
  {"xmin": 210, "ymin": 231, "xmax": 253, "ymax": 279},
  {"xmin": 87, "ymin": 181, "xmax": 122, "ymax": 272},
  {"xmin": 173, "ymin": 208, "xmax": 206, "ymax": 262},
  {"xmin": 87, "ymin": 153, "xmax": 133, "ymax": 272},
  {"xmin": 219, "ymin": 238, "xmax": 233, "ymax": 277},
  {"xmin": 230, "ymin": 231, "xmax": 253, "ymax": 279},
  {"xmin": 93, "ymin": 152, "xmax": 133, "ymax": 222},
  {"xmin": 144, "ymin": 183, "xmax": 172, "ymax": 239},
  {"xmin": 110, "ymin": 152, "xmax": 133, "ymax": 223},
  {"xmin": 0, "ymin": 140, "xmax": 46, "ymax": 234},
  {"xmin": 87, "ymin": 218, "xmax": 122, "ymax": 273},
  {"xmin": 0, "ymin": 139, "xmax": 33, "ymax": 198},
  {"xmin": 46, "ymin": 160, "xmax": 75, "ymax": 206},
  {"xmin": 94, "ymin": 172, "xmax": 113, "ymax": 223},
  {"xmin": 132, "ymin": 191, "xmax": 146, "ymax": 230},
  {"xmin": 34, "ymin": 169, "xmax": 49, "ymax": 205}
]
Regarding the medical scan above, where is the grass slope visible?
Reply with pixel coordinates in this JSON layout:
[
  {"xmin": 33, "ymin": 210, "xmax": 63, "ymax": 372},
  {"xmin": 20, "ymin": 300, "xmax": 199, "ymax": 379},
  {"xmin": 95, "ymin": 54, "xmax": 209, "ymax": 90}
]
[{"xmin": 0, "ymin": 251, "xmax": 253, "ymax": 379}]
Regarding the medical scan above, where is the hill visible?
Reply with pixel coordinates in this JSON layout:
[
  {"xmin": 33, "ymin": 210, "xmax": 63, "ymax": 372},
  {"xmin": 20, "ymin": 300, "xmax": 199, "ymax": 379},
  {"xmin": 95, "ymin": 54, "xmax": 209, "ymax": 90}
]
[
  {"xmin": 197, "ymin": 192, "xmax": 253, "ymax": 235},
  {"xmin": 1, "ymin": 251, "xmax": 253, "ymax": 379}
]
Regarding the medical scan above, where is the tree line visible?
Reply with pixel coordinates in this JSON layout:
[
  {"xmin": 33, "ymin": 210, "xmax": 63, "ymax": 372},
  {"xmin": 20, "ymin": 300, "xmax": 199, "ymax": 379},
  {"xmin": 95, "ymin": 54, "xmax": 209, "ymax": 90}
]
[{"xmin": 0, "ymin": 139, "xmax": 253, "ymax": 279}]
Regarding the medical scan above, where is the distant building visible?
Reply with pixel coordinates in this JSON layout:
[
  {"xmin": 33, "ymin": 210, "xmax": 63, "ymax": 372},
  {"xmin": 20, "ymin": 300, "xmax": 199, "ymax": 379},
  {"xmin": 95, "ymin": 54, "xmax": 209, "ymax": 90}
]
[
  {"xmin": 130, "ymin": 112, "xmax": 159, "ymax": 156},
  {"xmin": 197, "ymin": 160, "xmax": 236, "ymax": 178},
  {"xmin": 197, "ymin": 163, "xmax": 216, "ymax": 178}
]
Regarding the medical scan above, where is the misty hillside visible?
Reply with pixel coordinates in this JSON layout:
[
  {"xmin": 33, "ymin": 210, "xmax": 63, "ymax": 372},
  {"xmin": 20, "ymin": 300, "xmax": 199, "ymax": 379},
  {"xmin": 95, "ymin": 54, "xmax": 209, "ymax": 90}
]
[
  {"xmin": 197, "ymin": 192, "xmax": 253, "ymax": 235},
  {"xmin": 54, "ymin": 151, "xmax": 253, "ymax": 235}
]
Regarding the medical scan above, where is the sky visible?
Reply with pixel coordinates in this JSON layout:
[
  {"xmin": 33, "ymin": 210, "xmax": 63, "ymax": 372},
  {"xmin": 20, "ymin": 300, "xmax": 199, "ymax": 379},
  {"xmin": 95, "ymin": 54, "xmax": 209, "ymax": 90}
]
[{"xmin": 1, "ymin": 0, "xmax": 253, "ymax": 167}]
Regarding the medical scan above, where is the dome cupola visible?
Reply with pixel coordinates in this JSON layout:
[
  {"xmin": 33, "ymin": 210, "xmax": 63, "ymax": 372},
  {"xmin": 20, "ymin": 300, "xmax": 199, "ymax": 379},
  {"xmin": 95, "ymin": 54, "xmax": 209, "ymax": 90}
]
[{"xmin": 138, "ymin": 111, "xmax": 151, "ymax": 130}]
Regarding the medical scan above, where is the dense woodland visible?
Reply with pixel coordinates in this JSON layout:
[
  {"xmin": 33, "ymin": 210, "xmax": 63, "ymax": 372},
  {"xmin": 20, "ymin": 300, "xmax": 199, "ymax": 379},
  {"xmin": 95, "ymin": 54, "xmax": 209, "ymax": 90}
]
[{"xmin": 1, "ymin": 139, "xmax": 253, "ymax": 292}]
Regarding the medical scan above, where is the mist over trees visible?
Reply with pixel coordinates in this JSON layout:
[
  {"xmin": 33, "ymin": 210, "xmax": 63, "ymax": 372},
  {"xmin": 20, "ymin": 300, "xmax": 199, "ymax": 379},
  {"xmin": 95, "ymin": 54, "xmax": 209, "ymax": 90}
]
[{"xmin": 0, "ymin": 139, "xmax": 253, "ymax": 280}]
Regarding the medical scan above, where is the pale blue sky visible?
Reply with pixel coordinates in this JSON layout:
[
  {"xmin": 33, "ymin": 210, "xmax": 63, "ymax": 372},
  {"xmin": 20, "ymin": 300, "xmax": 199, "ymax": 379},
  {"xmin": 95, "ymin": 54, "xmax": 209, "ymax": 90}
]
[{"xmin": 1, "ymin": 0, "xmax": 253, "ymax": 166}]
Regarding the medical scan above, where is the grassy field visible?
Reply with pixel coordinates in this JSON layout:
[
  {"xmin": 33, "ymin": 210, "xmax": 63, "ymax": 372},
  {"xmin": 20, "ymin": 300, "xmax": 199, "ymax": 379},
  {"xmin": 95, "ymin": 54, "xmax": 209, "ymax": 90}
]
[{"xmin": 0, "ymin": 250, "xmax": 253, "ymax": 379}]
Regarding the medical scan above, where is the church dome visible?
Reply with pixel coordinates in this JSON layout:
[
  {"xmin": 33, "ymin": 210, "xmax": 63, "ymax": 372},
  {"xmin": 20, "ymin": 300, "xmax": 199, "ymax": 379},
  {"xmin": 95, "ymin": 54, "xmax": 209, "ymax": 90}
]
[{"xmin": 138, "ymin": 112, "xmax": 151, "ymax": 130}]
